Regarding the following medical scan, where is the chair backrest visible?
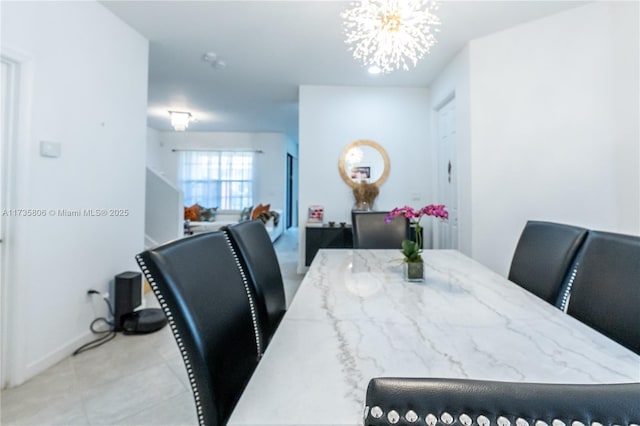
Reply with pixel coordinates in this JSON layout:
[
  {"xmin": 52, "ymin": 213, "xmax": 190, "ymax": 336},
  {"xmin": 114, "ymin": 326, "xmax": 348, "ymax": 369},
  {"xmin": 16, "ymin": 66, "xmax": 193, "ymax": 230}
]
[
  {"xmin": 566, "ymin": 230, "xmax": 640, "ymax": 354},
  {"xmin": 224, "ymin": 219, "xmax": 286, "ymax": 350},
  {"xmin": 508, "ymin": 221, "xmax": 587, "ymax": 305},
  {"xmin": 352, "ymin": 211, "xmax": 410, "ymax": 249},
  {"xmin": 365, "ymin": 377, "xmax": 640, "ymax": 426},
  {"xmin": 135, "ymin": 232, "xmax": 261, "ymax": 426}
]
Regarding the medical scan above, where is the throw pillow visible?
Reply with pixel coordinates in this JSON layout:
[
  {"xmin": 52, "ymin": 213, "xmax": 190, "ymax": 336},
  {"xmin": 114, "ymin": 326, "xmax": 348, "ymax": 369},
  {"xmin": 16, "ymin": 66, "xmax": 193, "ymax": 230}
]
[
  {"xmin": 257, "ymin": 210, "xmax": 279, "ymax": 225},
  {"xmin": 250, "ymin": 203, "xmax": 263, "ymax": 220},
  {"xmin": 184, "ymin": 204, "xmax": 201, "ymax": 221},
  {"xmin": 199, "ymin": 206, "xmax": 218, "ymax": 222},
  {"xmin": 251, "ymin": 203, "xmax": 271, "ymax": 220},
  {"xmin": 239, "ymin": 206, "xmax": 253, "ymax": 222}
]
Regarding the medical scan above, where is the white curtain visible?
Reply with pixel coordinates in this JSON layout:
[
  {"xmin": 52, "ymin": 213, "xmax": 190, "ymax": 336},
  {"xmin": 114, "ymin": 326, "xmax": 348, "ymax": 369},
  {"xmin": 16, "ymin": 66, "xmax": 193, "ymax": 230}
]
[{"xmin": 178, "ymin": 151, "xmax": 255, "ymax": 210}]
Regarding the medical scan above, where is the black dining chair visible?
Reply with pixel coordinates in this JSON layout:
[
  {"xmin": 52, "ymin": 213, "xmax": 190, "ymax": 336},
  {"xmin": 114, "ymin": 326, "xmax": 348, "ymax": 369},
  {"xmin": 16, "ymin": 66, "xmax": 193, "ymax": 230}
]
[
  {"xmin": 223, "ymin": 219, "xmax": 287, "ymax": 351},
  {"xmin": 508, "ymin": 221, "xmax": 587, "ymax": 305},
  {"xmin": 565, "ymin": 230, "xmax": 640, "ymax": 354},
  {"xmin": 364, "ymin": 377, "xmax": 640, "ymax": 426},
  {"xmin": 352, "ymin": 211, "xmax": 410, "ymax": 249},
  {"xmin": 135, "ymin": 232, "xmax": 262, "ymax": 426}
]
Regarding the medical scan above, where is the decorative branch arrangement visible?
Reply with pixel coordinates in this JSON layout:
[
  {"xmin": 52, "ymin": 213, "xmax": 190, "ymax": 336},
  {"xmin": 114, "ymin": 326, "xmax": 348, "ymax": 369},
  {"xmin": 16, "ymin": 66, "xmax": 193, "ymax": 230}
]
[{"xmin": 352, "ymin": 182, "xmax": 379, "ymax": 210}]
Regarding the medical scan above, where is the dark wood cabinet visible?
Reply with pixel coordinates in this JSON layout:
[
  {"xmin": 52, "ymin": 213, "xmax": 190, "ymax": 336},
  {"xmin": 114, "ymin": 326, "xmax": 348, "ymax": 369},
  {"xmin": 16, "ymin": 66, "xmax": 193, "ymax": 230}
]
[
  {"xmin": 305, "ymin": 225, "xmax": 353, "ymax": 266},
  {"xmin": 305, "ymin": 224, "xmax": 422, "ymax": 266}
]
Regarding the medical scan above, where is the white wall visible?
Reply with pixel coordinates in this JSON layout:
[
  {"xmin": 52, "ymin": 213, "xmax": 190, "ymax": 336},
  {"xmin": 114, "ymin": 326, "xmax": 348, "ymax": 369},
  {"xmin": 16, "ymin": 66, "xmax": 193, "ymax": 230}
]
[
  {"xmin": 2, "ymin": 1, "xmax": 148, "ymax": 384},
  {"xmin": 467, "ymin": 2, "xmax": 640, "ymax": 276},
  {"xmin": 146, "ymin": 127, "xmax": 163, "ymax": 174},
  {"xmin": 151, "ymin": 132, "xmax": 289, "ymax": 212},
  {"xmin": 145, "ymin": 127, "xmax": 183, "ymax": 245},
  {"xmin": 145, "ymin": 168, "xmax": 183, "ymax": 246},
  {"xmin": 298, "ymin": 85, "xmax": 431, "ymax": 270}
]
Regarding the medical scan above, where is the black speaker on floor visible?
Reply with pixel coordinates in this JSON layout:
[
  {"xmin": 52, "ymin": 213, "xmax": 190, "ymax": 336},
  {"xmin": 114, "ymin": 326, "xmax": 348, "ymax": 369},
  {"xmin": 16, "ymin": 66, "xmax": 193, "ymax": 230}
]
[
  {"xmin": 113, "ymin": 271, "xmax": 166, "ymax": 334},
  {"xmin": 113, "ymin": 271, "xmax": 142, "ymax": 331}
]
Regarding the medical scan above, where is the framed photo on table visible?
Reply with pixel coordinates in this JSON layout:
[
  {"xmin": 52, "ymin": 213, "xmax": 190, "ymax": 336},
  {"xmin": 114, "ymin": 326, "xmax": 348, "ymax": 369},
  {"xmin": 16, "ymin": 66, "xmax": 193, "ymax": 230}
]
[{"xmin": 307, "ymin": 205, "xmax": 324, "ymax": 226}]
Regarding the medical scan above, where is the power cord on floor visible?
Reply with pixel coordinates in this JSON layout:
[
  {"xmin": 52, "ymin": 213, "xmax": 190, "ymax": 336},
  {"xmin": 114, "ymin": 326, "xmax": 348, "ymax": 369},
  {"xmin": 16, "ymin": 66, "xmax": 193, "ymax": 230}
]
[{"xmin": 72, "ymin": 290, "xmax": 117, "ymax": 356}]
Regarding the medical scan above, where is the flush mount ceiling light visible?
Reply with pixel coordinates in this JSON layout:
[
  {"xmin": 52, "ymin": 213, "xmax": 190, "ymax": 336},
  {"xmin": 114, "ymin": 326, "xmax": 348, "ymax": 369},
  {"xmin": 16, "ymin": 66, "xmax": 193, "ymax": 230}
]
[
  {"xmin": 168, "ymin": 111, "xmax": 193, "ymax": 131},
  {"xmin": 341, "ymin": 0, "xmax": 441, "ymax": 74},
  {"xmin": 202, "ymin": 52, "xmax": 227, "ymax": 70}
]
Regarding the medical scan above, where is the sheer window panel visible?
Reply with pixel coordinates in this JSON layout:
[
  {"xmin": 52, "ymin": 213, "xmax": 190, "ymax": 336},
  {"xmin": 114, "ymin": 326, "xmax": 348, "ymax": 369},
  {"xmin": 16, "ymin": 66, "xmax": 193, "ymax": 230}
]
[{"xmin": 178, "ymin": 151, "xmax": 255, "ymax": 210}]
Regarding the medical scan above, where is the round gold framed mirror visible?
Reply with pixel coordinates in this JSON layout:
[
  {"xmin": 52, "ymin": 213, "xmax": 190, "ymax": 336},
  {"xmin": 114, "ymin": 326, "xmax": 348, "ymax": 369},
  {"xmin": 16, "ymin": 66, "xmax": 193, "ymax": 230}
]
[{"xmin": 338, "ymin": 139, "xmax": 390, "ymax": 188}]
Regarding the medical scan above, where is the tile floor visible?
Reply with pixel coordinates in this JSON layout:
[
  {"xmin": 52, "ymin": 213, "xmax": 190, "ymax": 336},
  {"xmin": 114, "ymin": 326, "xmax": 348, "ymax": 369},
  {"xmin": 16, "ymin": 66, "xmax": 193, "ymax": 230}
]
[{"xmin": 1, "ymin": 228, "xmax": 305, "ymax": 426}]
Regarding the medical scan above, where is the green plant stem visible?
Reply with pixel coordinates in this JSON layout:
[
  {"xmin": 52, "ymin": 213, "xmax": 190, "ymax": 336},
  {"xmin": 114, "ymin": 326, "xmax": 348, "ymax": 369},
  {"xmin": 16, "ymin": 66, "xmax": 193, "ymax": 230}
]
[{"xmin": 415, "ymin": 223, "xmax": 422, "ymax": 251}]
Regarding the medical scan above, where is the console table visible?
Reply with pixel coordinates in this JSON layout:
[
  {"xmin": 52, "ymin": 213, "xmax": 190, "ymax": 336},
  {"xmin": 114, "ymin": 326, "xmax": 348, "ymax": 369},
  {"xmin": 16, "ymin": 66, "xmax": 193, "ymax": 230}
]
[
  {"xmin": 305, "ymin": 224, "xmax": 425, "ymax": 266},
  {"xmin": 305, "ymin": 225, "xmax": 353, "ymax": 266}
]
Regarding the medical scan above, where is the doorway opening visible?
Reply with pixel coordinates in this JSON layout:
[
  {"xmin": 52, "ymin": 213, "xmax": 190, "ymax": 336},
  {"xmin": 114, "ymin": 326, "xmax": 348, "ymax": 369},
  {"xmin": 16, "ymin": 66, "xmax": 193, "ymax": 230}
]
[{"xmin": 286, "ymin": 153, "xmax": 293, "ymax": 228}]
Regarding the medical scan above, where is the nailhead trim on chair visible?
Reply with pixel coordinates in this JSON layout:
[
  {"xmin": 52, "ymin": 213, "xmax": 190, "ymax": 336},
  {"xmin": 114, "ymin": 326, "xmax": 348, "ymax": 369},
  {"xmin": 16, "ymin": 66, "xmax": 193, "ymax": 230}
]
[
  {"xmin": 363, "ymin": 407, "xmax": 638, "ymax": 426},
  {"xmin": 136, "ymin": 254, "xmax": 206, "ymax": 426},
  {"xmin": 558, "ymin": 263, "xmax": 579, "ymax": 312},
  {"xmin": 224, "ymin": 232, "xmax": 263, "ymax": 359},
  {"xmin": 477, "ymin": 416, "xmax": 490, "ymax": 426},
  {"xmin": 459, "ymin": 414, "xmax": 473, "ymax": 426},
  {"xmin": 136, "ymin": 238, "xmax": 264, "ymax": 426}
]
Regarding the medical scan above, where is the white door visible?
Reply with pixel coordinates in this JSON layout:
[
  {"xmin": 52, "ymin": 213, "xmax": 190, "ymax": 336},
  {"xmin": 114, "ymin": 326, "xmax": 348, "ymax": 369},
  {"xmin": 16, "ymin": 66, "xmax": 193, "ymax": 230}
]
[{"xmin": 436, "ymin": 98, "xmax": 458, "ymax": 249}]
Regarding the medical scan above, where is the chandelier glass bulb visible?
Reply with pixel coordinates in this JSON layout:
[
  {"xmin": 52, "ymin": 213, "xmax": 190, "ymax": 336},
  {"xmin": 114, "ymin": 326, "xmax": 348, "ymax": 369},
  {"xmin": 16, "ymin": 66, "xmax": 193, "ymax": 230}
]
[{"xmin": 341, "ymin": 0, "xmax": 441, "ymax": 73}]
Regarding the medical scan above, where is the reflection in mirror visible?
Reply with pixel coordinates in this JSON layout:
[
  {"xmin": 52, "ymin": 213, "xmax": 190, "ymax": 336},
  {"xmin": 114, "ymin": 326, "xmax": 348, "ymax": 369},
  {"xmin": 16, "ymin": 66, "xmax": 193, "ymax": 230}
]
[
  {"xmin": 344, "ymin": 146, "xmax": 385, "ymax": 182},
  {"xmin": 338, "ymin": 140, "xmax": 390, "ymax": 188}
]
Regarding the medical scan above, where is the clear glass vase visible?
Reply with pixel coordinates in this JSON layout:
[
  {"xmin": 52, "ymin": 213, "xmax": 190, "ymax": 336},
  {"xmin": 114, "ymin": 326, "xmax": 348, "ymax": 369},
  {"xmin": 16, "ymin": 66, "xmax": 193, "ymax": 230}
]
[
  {"xmin": 403, "ymin": 261, "xmax": 424, "ymax": 282},
  {"xmin": 352, "ymin": 201, "xmax": 372, "ymax": 211}
]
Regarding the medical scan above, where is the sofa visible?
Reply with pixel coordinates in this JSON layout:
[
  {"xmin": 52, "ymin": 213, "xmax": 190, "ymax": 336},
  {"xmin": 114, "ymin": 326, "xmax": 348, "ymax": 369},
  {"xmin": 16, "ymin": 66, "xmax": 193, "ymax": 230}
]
[{"xmin": 187, "ymin": 208, "xmax": 284, "ymax": 242}]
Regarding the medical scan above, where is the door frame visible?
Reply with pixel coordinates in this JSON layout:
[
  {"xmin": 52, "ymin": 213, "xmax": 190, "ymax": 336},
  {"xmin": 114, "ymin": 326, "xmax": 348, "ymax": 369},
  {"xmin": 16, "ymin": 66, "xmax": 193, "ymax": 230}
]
[
  {"xmin": 1, "ymin": 46, "xmax": 33, "ymax": 388},
  {"xmin": 286, "ymin": 153, "xmax": 293, "ymax": 229}
]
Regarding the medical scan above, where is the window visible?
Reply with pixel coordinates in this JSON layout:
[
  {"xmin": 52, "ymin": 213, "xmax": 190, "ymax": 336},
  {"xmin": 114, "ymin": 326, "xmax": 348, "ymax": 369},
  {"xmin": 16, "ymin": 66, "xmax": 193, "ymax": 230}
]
[{"xmin": 178, "ymin": 151, "xmax": 255, "ymax": 210}]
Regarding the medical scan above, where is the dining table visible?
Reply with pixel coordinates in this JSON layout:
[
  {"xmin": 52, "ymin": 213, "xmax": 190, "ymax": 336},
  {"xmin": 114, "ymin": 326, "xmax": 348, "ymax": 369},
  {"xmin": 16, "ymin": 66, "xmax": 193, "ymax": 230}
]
[{"xmin": 227, "ymin": 249, "xmax": 640, "ymax": 426}]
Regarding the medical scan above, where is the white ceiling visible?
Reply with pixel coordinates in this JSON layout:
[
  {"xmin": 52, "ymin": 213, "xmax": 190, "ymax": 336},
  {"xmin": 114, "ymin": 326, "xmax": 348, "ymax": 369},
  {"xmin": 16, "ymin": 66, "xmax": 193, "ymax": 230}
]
[{"xmin": 101, "ymin": 1, "xmax": 587, "ymax": 140}]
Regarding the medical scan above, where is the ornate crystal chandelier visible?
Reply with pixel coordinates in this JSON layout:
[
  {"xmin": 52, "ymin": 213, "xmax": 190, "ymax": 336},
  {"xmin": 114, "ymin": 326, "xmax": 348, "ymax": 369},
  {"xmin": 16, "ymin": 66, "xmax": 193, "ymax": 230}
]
[{"xmin": 341, "ymin": 0, "xmax": 441, "ymax": 73}]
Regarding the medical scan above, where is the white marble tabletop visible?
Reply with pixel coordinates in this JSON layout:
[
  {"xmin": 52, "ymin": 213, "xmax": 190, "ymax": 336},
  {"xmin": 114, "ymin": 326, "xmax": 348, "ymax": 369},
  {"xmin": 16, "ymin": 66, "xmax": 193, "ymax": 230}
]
[{"xmin": 228, "ymin": 249, "xmax": 640, "ymax": 426}]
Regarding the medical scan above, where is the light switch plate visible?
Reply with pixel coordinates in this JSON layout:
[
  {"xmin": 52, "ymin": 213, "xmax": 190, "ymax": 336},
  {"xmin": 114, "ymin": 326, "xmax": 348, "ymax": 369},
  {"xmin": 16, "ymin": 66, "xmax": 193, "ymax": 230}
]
[{"xmin": 40, "ymin": 141, "xmax": 61, "ymax": 158}]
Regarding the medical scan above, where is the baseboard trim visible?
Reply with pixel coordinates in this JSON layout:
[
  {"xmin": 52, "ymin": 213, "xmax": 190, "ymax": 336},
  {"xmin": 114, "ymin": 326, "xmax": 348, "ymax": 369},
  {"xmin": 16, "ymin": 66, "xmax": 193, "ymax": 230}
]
[{"xmin": 22, "ymin": 330, "xmax": 94, "ymax": 385}]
